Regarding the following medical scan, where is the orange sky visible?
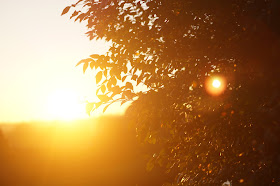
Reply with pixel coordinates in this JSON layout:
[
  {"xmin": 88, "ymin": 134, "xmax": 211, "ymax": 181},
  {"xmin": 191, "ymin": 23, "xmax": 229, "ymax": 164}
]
[{"xmin": 0, "ymin": 0, "xmax": 126, "ymax": 122}]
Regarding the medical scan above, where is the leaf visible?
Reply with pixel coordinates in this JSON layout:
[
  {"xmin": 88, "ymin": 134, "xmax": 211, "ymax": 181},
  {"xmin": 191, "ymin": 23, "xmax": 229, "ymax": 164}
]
[
  {"xmin": 70, "ymin": 11, "xmax": 79, "ymax": 19},
  {"xmin": 137, "ymin": 78, "xmax": 142, "ymax": 86},
  {"xmin": 76, "ymin": 59, "xmax": 84, "ymax": 67},
  {"xmin": 101, "ymin": 84, "xmax": 106, "ymax": 93},
  {"xmin": 95, "ymin": 102, "xmax": 102, "ymax": 110},
  {"xmin": 61, "ymin": 6, "xmax": 71, "ymax": 16},
  {"xmin": 116, "ymin": 73, "xmax": 121, "ymax": 80},
  {"xmin": 80, "ymin": 14, "xmax": 87, "ymax": 22},
  {"xmin": 103, "ymin": 104, "xmax": 111, "ymax": 113},
  {"xmin": 122, "ymin": 75, "xmax": 127, "ymax": 82},
  {"xmin": 136, "ymin": 72, "xmax": 143, "ymax": 85},
  {"xmin": 90, "ymin": 62, "xmax": 95, "ymax": 69},
  {"xmin": 112, "ymin": 76, "xmax": 117, "ymax": 86},
  {"xmin": 83, "ymin": 62, "xmax": 89, "ymax": 73},
  {"xmin": 76, "ymin": 58, "xmax": 92, "ymax": 67},
  {"xmin": 96, "ymin": 71, "xmax": 103, "ymax": 84},
  {"xmin": 86, "ymin": 102, "xmax": 94, "ymax": 116},
  {"xmin": 75, "ymin": 13, "xmax": 86, "ymax": 22},
  {"xmin": 124, "ymin": 90, "xmax": 134, "ymax": 99},
  {"xmin": 112, "ymin": 86, "xmax": 121, "ymax": 94},
  {"xmin": 121, "ymin": 100, "xmax": 126, "ymax": 106},
  {"xmin": 97, "ymin": 94, "xmax": 109, "ymax": 102},
  {"xmin": 96, "ymin": 86, "xmax": 101, "ymax": 95},
  {"xmin": 90, "ymin": 54, "xmax": 100, "ymax": 58},
  {"xmin": 107, "ymin": 80, "xmax": 112, "ymax": 90},
  {"xmin": 73, "ymin": 0, "xmax": 83, "ymax": 7},
  {"xmin": 132, "ymin": 74, "xmax": 137, "ymax": 81},
  {"xmin": 126, "ymin": 82, "xmax": 133, "ymax": 89}
]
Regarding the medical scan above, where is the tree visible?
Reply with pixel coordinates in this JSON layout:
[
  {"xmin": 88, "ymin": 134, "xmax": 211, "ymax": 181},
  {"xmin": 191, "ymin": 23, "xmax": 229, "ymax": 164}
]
[{"xmin": 63, "ymin": 0, "xmax": 280, "ymax": 185}]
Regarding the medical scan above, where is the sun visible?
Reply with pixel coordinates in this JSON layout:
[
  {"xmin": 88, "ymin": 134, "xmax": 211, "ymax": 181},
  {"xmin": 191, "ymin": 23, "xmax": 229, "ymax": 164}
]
[
  {"xmin": 212, "ymin": 79, "xmax": 221, "ymax": 88},
  {"xmin": 205, "ymin": 76, "xmax": 226, "ymax": 96},
  {"xmin": 46, "ymin": 89, "xmax": 87, "ymax": 121}
]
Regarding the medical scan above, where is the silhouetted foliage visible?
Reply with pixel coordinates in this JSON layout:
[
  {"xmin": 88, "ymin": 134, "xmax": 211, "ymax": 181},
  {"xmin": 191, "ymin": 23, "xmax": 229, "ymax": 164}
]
[{"xmin": 64, "ymin": 0, "xmax": 280, "ymax": 184}]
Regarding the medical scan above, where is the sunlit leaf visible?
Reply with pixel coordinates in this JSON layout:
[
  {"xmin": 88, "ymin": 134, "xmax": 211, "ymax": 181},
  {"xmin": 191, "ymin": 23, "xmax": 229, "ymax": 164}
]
[
  {"xmin": 97, "ymin": 95, "xmax": 109, "ymax": 102},
  {"xmin": 96, "ymin": 71, "xmax": 103, "ymax": 84},
  {"xmin": 112, "ymin": 76, "xmax": 117, "ymax": 86},
  {"xmin": 107, "ymin": 80, "xmax": 112, "ymax": 90},
  {"xmin": 126, "ymin": 82, "xmax": 133, "ymax": 89},
  {"xmin": 132, "ymin": 75, "xmax": 137, "ymax": 81},
  {"xmin": 103, "ymin": 103, "xmax": 111, "ymax": 113},
  {"xmin": 83, "ymin": 62, "xmax": 88, "ymax": 73},
  {"xmin": 101, "ymin": 84, "xmax": 106, "ymax": 93},
  {"xmin": 122, "ymin": 75, "xmax": 127, "ymax": 82},
  {"xmin": 90, "ymin": 54, "xmax": 100, "ymax": 58},
  {"xmin": 90, "ymin": 62, "xmax": 95, "ymax": 69},
  {"xmin": 116, "ymin": 73, "xmax": 121, "ymax": 80},
  {"xmin": 95, "ymin": 102, "xmax": 102, "ymax": 109},
  {"xmin": 121, "ymin": 100, "xmax": 126, "ymax": 106},
  {"xmin": 86, "ymin": 102, "xmax": 94, "ymax": 116},
  {"xmin": 76, "ymin": 59, "xmax": 84, "ymax": 67}
]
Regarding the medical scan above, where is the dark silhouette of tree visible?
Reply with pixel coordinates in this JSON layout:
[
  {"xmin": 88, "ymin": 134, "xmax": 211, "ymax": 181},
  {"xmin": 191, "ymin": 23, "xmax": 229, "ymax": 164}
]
[{"xmin": 63, "ymin": 0, "xmax": 280, "ymax": 184}]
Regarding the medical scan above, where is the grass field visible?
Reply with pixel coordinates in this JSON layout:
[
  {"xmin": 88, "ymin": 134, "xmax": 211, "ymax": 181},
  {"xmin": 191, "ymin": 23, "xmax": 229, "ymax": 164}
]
[{"xmin": 0, "ymin": 116, "xmax": 170, "ymax": 185}]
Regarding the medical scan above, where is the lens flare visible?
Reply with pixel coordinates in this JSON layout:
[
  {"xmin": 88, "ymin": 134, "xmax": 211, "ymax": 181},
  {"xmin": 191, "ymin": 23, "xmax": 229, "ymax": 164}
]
[{"xmin": 205, "ymin": 76, "xmax": 226, "ymax": 96}]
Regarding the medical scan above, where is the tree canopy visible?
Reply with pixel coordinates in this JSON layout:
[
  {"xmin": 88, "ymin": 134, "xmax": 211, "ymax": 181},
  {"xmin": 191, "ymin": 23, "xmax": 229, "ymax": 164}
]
[{"xmin": 63, "ymin": 0, "xmax": 280, "ymax": 185}]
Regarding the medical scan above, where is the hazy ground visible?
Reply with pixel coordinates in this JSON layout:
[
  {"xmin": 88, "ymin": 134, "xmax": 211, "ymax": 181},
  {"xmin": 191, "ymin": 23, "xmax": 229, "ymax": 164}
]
[{"xmin": 0, "ymin": 116, "xmax": 170, "ymax": 185}]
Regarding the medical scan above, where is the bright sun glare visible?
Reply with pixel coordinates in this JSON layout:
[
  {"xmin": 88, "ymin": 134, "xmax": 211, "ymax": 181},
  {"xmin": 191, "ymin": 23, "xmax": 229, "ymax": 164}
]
[
  {"xmin": 46, "ymin": 89, "xmax": 86, "ymax": 121},
  {"xmin": 205, "ymin": 76, "xmax": 226, "ymax": 96},
  {"xmin": 212, "ymin": 79, "xmax": 221, "ymax": 88}
]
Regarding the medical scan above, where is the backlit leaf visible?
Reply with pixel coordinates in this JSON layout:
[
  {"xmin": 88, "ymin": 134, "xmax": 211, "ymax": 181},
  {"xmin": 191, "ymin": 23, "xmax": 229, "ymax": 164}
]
[
  {"xmin": 90, "ymin": 62, "xmax": 95, "ymax": 69},
  {"xmin": 83, "ymin": 62, "xmax": 88, "ymax": 73},
  {"xmin": 122, "ymin": 75, "xmax": 127, "ymax": 82},
  {"xmin": 90, "ymin": 54, "xmax": 100, "ymax": 58},
  {"xmin": 76, "ymin": 59, "xmax": 84, "ymax": 67},
  {"xmin": 112, "ymin": 76, "xmax": 117, "ymax": 86},
  {"xmin": 86, "ymin": 102, "xmax": 94, "ymax": 116},
  {"xmin": 97, "ymin": 95, "xmax": 109, "ymax": 102},
  {"xmin": 103, "ymin": 104, "xmax": 110, "ymax": 113},
  {"xmin": 61, "ymin": 6, "xmax": 71, "ymax": 16},
  {"xmin": 96, "ymin": 71, "xmax": 103, "ymax": 84},
  {"xmin": 101, "ymin": 84, "xmax": 106, "ymax": 93},
  {"xmin": 70, "ymin": 11, "xmax": 79, "ymax": 19},
  {"xmin": 121, "ymin": 100, "xmax": 126, "ymax": 106},
  {"xmin": 126, "ymin": 82, "xmax": 133, "ymax": 89}
]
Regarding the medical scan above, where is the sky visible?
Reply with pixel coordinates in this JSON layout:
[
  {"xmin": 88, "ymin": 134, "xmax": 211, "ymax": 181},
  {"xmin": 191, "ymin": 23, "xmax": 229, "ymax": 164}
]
[{"xmin": 0, "ymin": 0, "xmax": 126, "ymax": 122}]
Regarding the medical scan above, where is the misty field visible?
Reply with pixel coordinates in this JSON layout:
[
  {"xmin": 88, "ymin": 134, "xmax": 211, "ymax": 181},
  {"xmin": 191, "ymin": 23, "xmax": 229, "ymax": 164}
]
[{"xmin": 0, "ymin": 116, "xmax": 170, "ymax": 185}]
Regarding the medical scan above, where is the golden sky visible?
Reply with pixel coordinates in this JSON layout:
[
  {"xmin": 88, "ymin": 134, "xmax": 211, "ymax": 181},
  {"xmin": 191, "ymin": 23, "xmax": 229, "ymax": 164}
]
[{"xmin": 0, "ymin": 0, "xmax": 125, "ymax": 122}]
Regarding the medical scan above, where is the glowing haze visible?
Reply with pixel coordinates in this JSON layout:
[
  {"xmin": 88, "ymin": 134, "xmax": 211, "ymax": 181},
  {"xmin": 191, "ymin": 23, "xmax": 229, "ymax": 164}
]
[{"xmin": 0, "ymin": 0, "xmax": 125, "ymax": 122}]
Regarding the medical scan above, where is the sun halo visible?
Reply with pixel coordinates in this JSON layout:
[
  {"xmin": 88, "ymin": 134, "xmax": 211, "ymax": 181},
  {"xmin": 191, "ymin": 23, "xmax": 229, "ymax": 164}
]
[
  {"xmin": 46, "ymin": 89, "xmax": 87, "ymax": 121},
  {"xmin": 212, "ymin": 79, "xmax": 221, "ymax": 88},
  {"xmin": 205, "ymin": 76, "xmax": 226, "ymax": 96}
]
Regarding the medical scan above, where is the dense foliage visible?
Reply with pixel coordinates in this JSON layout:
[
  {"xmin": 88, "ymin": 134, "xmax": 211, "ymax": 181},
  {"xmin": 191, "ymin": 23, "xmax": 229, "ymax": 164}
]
[{"xmin": 63, "ymin": 0, "xmax": 280, "ymax": 184}]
